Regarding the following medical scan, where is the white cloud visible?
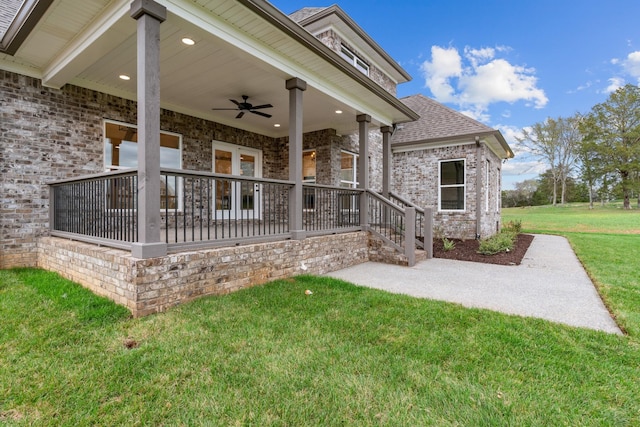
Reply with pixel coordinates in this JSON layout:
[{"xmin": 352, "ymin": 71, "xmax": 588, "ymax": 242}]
[
  {"xmin": 420, "ymin": 45, "xmax": 547, "ymax": 122},
  {"xmin": 604, "ymin": 77, "xmax": 625, "ymax": 93},
  {"xmin": 622, "ymin": 51, "xmax": 640, "ymax": 80},
  {"xmin": 420, "ymin": 46, "xmax": 461, "ymax": 103}
]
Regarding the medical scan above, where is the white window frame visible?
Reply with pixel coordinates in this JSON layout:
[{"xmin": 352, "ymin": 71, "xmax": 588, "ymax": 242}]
[
  {"xmin": 103, "ymin": 119, "xmax": 183, "ymax": 211},
  {"xmin": 497, "ymin": 167, "xmax": 501, "ymax": 212},
  {"xmin": 302, "ymin": 149, "xmax": 317, "ymax": 211},
  {"xmin": 485, "ymin": 159, "xmax": 490, "ymax": 212},
  {"xmin": 340, "ymin": 150, "xmax": 359, "ymax": 188},
  {"xmin": 438, "ymin": 158, "xmax": 466, "ymax": 212},
  {"xmin": 340, "ymin": 44, "xmax": 369, "ymax": 76},
  {"xmin": 212, "ymin": 140, "xmax": 263, "ymax": 219}
]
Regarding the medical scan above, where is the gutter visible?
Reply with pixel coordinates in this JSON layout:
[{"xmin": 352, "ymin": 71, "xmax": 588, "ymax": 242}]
[
  {"xmin": 237, "ymin": 0, "xmax": 419, "ymax": 124},
  {"xmin": 476, "ymin": 137, "xmax": 483, "ymax": 240}
]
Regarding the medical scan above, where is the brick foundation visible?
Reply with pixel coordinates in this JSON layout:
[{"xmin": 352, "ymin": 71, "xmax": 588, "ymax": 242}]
[{"xmin": 37, "ymin": 232, "xmax": 390, "ymax": 316}]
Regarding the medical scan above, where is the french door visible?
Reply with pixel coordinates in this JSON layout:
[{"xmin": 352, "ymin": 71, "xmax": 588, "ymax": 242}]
[{"xmin": 213, "ymin": 142, "xmax": 262, "ymax": 220}]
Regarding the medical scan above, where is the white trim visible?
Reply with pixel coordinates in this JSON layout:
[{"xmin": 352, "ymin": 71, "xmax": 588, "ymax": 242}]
[
  {"xmin": 102, "ymin": 118, "xmax": 183, "ymax": 212},
  {"xmin": 485, "ymin": 159, "xmax": 490, "ymax": 212},
  {"xmin": 212, "ymin": 140, "xmax": 263, "ymax": 219},
  {"xmin": 392, "ymin": 139, "xmax": 475, "ymax": 154},
  {"xmin": 340, "ymin": 150, "xmax": 359, "ymax": 188},
  {"xmin": 438, "ymin": 158, "xmax": 466, "ymax": 212}
]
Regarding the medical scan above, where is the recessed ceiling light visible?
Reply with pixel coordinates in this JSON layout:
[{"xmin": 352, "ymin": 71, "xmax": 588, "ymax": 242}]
[
  {"xmin": 181, "ymin": 37, "xmax": 195, "ymax": 46},
  {"xmin": 274, "ymin": 124, "xmax": 281, "ymax": 127},
  {"xmin": 335, "ymin": 110, "xmax": 343, "ymax": 114},
  {"xmin": 119, "ymin": 74, "xmax": 131, "ymax": 81}
]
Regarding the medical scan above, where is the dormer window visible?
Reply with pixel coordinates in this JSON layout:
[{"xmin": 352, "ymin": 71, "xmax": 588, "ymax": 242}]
[{"xmin": 340, "ymin": 44, "xmax": 369, "ymax": 76}]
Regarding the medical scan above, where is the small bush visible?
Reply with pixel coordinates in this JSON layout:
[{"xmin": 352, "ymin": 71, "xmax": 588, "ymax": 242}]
[
  {"xmin": 478, "ymin": 231, "xmax": 516, "ymax": 255},
  {"xmin": 442, "ymin": 237, "xmax": 456, "ymax": 252},
  {"xmin": 503, "ymin": 219, "xmax": 523, "ymax": 234}
]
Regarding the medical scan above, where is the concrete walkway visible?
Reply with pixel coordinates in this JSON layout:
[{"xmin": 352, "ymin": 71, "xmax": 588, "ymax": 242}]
[{"xmin": 326, "ymin": 234, "xmax": 622, "ymax": 334}]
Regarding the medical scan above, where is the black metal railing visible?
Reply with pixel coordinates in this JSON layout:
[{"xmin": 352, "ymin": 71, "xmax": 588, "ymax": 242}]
[
  {"xmin": 389, "ymin": 192, "xmax": 426, "ymax": 249},
  {"xmin": 302, "ymin": 184, "xmax": 363, "ymax": 233},
  {"xmin": 49, "ymin": 169, "xmax": 431, "ymax": 262},
  {"xmin": 160, "ymin": 169, "xmax": 293, "ymax": 246},
  {"xmin": 368, "ymin": 191, "xmax": 410, "ymax": 252},
  {"xmin": 51, "ymin": 170, "xmax": 139, "ymax": 246}
]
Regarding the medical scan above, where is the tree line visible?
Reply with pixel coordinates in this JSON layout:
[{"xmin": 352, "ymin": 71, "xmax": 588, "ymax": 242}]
[{"xmin": 503, "ymin": 84, "xmax": 640, "ymax": 209}]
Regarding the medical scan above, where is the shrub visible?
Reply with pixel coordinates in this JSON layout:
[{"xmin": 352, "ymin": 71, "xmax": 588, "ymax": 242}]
[
  {"xmin": 503, "ymin": 219, "xmax": 523, "ymax": 234},
  {"xmin": 442, "ymin": 237, "xmax": 456, "ymax": 252},
  {"xmin": 478, "ymin": 231, "xmax": 516, "ymax": 255}
]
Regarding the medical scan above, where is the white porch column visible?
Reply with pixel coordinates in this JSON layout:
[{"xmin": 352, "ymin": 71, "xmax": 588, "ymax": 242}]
[
  {"xmin": 130, "ymin": 0, "xmax": 167, "ymax": 259},
  {"xmin": 286, "ymin": 77, "xmax": 307, "ymax": 240},
  {"xmin": 357, "ymin": 114, "xmax": 371, "ymax": 228},
  {"xmin": 381, "ymin": 125, "xmax": 393, "ymax": 198}
]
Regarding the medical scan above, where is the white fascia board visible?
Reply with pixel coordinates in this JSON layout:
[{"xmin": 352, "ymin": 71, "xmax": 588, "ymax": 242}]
[
  {"xmin": 392, "ymin": 139, "xmax": 475, "ymax": 154},
  {"xmin": 42, "ymin": 0, "xmax": 131, "ymax": 89},
  {"xmin": 0, "ymin": 54, "xmax": 43, "ymax": 79},
  {"xmin": 164, "ymin": 0, "xmax": 395, "ymax": 127}
]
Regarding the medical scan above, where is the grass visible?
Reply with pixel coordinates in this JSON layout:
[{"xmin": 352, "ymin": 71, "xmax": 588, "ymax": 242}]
[
  {"xmin": 503, "ymin": 202, "xmax": 640, "ymax": 336},
  {"xmin": 2, "ymin": 202, "xmax": 640, "ymax": 425},
  {"xmin": 2, "ymin": 269, "xmax": 640, "ymax": 425}
]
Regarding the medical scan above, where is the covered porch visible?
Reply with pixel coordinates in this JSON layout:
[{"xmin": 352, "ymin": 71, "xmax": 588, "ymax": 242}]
[{"xmin": 6, "ymin": 0, "xmax": 431, "ymax": 314}]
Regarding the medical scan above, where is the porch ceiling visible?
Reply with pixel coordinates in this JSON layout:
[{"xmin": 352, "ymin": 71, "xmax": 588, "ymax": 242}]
[{"xmin": 0, "ymin": 0, "xmax": 417, "ymax": 138}]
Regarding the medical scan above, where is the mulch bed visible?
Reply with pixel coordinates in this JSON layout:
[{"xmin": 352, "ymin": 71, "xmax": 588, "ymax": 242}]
[{"xmin": 433, "ymin": 234, "xmax": 535, "ymax": 266}]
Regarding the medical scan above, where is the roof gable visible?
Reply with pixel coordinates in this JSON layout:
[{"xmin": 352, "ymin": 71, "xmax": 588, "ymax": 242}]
[{"xmin": 392, "ymin": 94, "xmax": 513, "ymax": 158}]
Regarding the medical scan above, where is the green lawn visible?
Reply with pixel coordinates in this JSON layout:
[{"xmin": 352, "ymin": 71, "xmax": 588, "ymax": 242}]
[
  {"xmin": 2, "ymin": 203, "xmax": 640, "ymax": 425},
  {"xmin": 503, "ymin": 202, "xmax": 640, "ymax": 336}
]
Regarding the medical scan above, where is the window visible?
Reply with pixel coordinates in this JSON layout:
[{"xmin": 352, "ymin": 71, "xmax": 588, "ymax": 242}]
[
  {"xmin": 439, "ymin": 159, "xmax": 465, "ymax": 211},
  {"xmin": 485, "ymin": 160, "xmax": 490, "ymax": 212},
  {"xmin": 104, "ymin": 120, "xmax": 182, "ymax": 209},
  {"xmin": 497, "ymin": 168, "xmax": 501, "ymax": 212},
  {"xmin": 339, "ymin": 151, "xmax": 359, "ymax": 214},
  {"xmin": 340, "ymin": 44, "xmax": 369, "ymax": 76},
  {"xmin": 340, "ymin": 151, "xmax": 358, "ymax": 188},
  {"xmin": 303, "ymin": 150, "xmax": 316, "ymax": 210}
]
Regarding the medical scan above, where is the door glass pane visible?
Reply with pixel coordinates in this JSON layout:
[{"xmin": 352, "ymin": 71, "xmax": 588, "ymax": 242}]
[
  {"xmin": 240, "ymin": 154, "xmax": 255, "ymax": 210},
  {"xmin": 215, "ymin": 149, "xmax": 232, "ymax": 210}
]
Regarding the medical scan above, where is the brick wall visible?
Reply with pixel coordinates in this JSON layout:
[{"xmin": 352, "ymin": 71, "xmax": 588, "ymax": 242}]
[
  {"xmin": 392, "ymin": 142, "xmax": 503, "ymax": 240},
  {"xmin": 38, "ymin": 232, "xmax": 371, "ymax": 316},
  {"xmin": 1, "ymin": 70, "xmax": 380, "ymax": 268}
]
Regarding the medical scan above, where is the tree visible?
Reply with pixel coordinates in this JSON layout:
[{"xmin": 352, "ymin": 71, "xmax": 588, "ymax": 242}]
[
  {"xmin": 518, "ymin": 116, "xmax": 580, "ymax": 205},
  {"xmin": 581, "ymin": 84, "xmax": 640, "ymax": 209}
]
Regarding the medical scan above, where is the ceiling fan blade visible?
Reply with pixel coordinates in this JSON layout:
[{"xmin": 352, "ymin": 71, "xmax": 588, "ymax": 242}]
[
  {"xmin": 236, "ymin": 111, "xmax": 245, "ymax": 119},
  {"xmin": 251, "ymin": 104, "xmax": 273, "ymax": 110},
  {"xmin": 229, "ymin": 99, "xmax": 240, "ymax": 106},
  {"xmin": 211, "ymin": 108, "xmax": 240, "ymax": 111},
  {"xmin": 250, "ymin": 110, "xmax": 272, "ymax": 118}
]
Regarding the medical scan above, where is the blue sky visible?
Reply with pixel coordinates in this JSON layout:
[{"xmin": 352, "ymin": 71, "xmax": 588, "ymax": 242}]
[{"xmin": 271, "ymin": 0, "xmax": 640, "ymax": 189}]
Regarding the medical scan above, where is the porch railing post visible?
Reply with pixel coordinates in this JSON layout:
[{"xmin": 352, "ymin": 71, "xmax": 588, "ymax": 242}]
[
  {"xmin": 357, "ymin": 114, "xmax": 371, "ymax": 229},
  {"xmin": 424, "ymin": 207, "xmax": 433, "ymax": 259},
  {"xmin": 286, "ymin": 77, "xmax": 307, "ymax": 240},
  {"xmin": 130, "ymin": 0, "xmax": 167, "ymax": 259},
  {"xmin": 381, "ymin": 125, "xmax": 393, "ymax": 198},
  {"xmin": 405, "ymin": 207, "xmax": 416, "ymax": 267}
]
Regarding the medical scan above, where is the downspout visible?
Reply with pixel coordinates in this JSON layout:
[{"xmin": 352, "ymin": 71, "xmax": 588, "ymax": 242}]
[{"xmin": 475, "ymin": 136, "xmax": 482, "ymax": 240}]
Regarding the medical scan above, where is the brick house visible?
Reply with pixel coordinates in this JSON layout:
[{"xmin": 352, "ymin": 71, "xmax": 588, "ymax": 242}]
[
  {"xmin": 392, "ymin": 94, "xmax": 513, "ymax": 240},
  {"xmin": 1, "ymin": 1, "xmax": 511, "ymax": 315}
]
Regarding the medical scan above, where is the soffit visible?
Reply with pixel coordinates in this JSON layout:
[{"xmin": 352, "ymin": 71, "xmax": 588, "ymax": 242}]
[{"xmin": 0, "ymin": 0, "xmax": 417, "ymax": 138}]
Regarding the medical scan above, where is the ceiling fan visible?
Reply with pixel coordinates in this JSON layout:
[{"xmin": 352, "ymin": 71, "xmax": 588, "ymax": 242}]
[{"xmin": 211, "ymin": 95, "xmax": 273, "ymax": 119}]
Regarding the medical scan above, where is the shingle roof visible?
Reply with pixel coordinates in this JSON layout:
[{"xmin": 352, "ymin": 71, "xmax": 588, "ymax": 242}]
[
  {"xmin": 0, "ymin": 0, "xmax": 24, "ymax": 39},
  {"xmin": 392, "ymin": 94, "xmax": 497, "ymax": 144}
]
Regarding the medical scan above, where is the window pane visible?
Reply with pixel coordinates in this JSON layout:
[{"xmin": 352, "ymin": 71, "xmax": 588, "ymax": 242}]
[
  {"xmin": 440, "ymin": 160, "xmax": 464, "ymax": 185},
  {"xmin": 441, "ymin": 187, "xmax": 464, "ymax": 210},
  {"xmin": 105, "ymin": 122, "xmax": 180, "ymax": 170},
  {"xmin": 303, "ymin": 150, "xmax": 316, "ymax": 182},
  {"xmin": 341, "ymin": 152, "xmax": 357, "ymax": 184}
]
